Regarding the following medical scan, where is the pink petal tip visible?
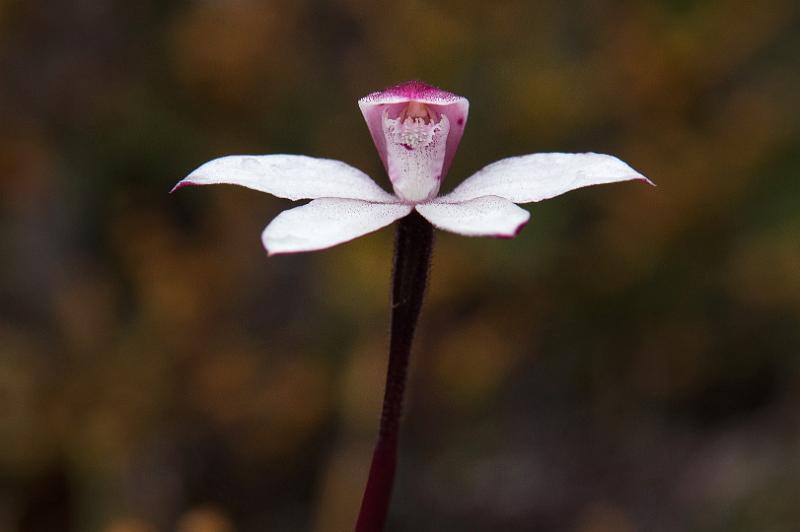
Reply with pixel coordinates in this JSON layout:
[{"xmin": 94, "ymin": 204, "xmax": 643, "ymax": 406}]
[
  {"xmin": 639, "ymin": 175, "xmax": 657, "ymax": 187},
  {"xmin": 170, "ymin": 180, "xmax": 195, "ymax": 193},
  {"xmin": 494, "ymin": 218, "xmax": 529, "ymax": 239}
]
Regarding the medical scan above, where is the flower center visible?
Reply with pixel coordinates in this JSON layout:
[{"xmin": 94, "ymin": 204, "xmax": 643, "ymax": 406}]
[
  {"xmin": 401, "ymin": 101, "xmax": 435, "ymax": 123},
  {"xmin": 387, "ymin": 103, "xmax": 445, "ymax": 151}
]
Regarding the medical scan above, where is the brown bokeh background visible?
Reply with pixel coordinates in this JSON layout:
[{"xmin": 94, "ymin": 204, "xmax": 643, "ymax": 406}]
[{"xmin": 2, "ymin": 1, "xmax": 800, "ymax": 531}]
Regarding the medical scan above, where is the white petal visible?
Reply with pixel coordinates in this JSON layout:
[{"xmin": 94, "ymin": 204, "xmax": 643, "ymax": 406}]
[
  {"xmin": 173, "ymin": 154, "xmax": 397, "ymax": 202},
  {"xmin": 415, "ymin": 196, "xmax": 530, "ymax": 238},
  {"xmin": 262, "ymin": 198, "xmax": 412, "ymax": 255},
  {"xmin": 441, "ymin": 153, "xmax": 653, "ymax": 204}
]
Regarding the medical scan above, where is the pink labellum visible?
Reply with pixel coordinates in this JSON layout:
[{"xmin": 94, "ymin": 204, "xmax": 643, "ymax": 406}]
[{"xmin": 359, "ymin": 81, "xmax": 469, "ymax": 203}]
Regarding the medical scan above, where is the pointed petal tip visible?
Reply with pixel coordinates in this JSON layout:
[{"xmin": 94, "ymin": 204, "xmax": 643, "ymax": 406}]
[
  {"xmin": 263, "ymin": 240, "xmax": 324, "ymax": 257},
  {"xmin": 264, "ymin": 246, "xmax": 285, "ymax": 257},
  {"xmin": 494, "ymin": 217, "xmax": 530, "ymax": 239},
  {"xmin": 513, "ymin": 218, "xmax": 530, "ymax": 236},
  {"xmin": 264, "ymin": 244, "xmax": 336, "ymax": 257},
  {"xmin": 638, "ymin": 175, "xmax": 657, "ymax": 187},
  {"xmin": 262, "ymin": 238, "xmax": 306, "ymax": 257},
  {"xmin": 169, "ymin": 180, "xmax": 194, "ymax": 193}
]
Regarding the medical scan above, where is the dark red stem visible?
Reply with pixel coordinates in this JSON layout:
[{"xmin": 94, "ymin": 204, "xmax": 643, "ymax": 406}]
[{"xmin": 355, "ymin": 210, "xmax": 434, "ymax": 532}]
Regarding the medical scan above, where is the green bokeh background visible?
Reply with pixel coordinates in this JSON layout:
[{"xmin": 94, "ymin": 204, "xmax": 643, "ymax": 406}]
[{"xmin": 2, "ymin": 1, "xmax": 799, "ymax": 531}]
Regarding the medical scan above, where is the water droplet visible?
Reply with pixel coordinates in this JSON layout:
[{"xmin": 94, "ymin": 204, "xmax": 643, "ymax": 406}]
[{"xmin": 243, "ymin": 157, "xmax": 261, "ymax": 170}]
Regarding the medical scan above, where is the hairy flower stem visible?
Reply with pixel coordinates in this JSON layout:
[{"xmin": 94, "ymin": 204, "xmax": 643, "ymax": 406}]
[{"xmin": 355, "ymin": 210, "xmax": 434, "ymax": 532}]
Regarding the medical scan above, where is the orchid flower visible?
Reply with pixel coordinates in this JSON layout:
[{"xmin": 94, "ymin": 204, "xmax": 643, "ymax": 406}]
[
  {"xmin": 173, "ymin": 81, "xmax": 652, "ymax": 532},
  {"xmin": 172, "ymin": 81, "xmax": 652, "ymax": 255}
]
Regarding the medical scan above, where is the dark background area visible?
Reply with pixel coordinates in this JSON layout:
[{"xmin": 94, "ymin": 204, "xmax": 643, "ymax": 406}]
[{"xmin": 2, "ymin": 1, "xmax": 799, "ymax": 531}]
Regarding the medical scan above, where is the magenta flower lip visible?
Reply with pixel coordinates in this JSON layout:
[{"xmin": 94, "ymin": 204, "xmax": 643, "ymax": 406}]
[{"xmin": 172, "ymin": 81, "xmax": 653, "ymax": 255}]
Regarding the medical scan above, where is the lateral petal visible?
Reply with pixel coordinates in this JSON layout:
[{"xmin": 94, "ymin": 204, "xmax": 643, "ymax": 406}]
[
  {"xmin": 262, "ymin": 198, "xmax": 412, "ymax": 255},
  {"xmin": 442, "ymin": 152, "xmax": 653, "ymax": 204},
  {"xmin": 172, "ymin": 154, "xmax": 397, "ymax": 202},
  {"xmin": 415, "ymin": 196, "xmax": 530, "ymax": 238}
]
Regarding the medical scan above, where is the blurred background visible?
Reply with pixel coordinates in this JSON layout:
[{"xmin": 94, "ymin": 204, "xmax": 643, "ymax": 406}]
[{"xmin": 1, "ymin": 1, "xmax": 799, "ymax": 531}]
